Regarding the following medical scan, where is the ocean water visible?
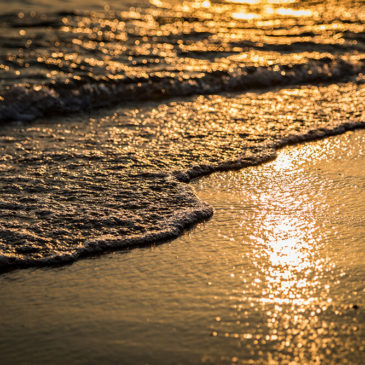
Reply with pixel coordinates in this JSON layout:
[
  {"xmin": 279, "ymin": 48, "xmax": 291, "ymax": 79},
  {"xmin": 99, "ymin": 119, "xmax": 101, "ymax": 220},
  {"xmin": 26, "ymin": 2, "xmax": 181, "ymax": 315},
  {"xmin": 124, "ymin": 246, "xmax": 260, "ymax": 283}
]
[
  {"xmin": 0, "ymin": 1, "xmax": 365, "ymax": 363},
  {"xmin": 0, "ymin": 0, "xmax": 364, "ymax": 123},
  {"xmin": 1, "ymin": 130, "xmax": 364, "ymax": 364},
  {"xmin": 0, "ymin": 0, "xmax": 364, "ymax": 269}
]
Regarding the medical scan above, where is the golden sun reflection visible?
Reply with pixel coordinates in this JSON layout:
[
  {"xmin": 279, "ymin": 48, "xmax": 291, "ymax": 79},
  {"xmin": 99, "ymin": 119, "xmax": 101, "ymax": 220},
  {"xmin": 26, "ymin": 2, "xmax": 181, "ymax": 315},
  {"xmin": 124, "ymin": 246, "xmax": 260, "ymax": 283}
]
[
  {"xmin": 227, "ymin": 0, "xmax": 261, "ymax": 4},
  {"xmin": 246, "ymin": 146, "xmax": 331, "ymax": 312},
  {"xmin": 266, "ymin": 7, "xmax": 313, "ymax": 17},
  {"xmin": 232, "ymin": 12, "xmax": 259, "ymax": 20},
  {"xmin": 227, "ymin": 0, "xmax": 297, "ymax": 4},
  {"xmin": 272, "ymin": 152, "xmax": 294, "ymax": 171},
  {"xmin": 228, "ymin": 0, "xmax": 312, "ymax": 21},
  {"xmin": 264, "ymin": 217, "xmax": 313, "ymax": 270},
  {"xmin": 149, "ymin": 0, "xmax": 164, "ymax": 7}
]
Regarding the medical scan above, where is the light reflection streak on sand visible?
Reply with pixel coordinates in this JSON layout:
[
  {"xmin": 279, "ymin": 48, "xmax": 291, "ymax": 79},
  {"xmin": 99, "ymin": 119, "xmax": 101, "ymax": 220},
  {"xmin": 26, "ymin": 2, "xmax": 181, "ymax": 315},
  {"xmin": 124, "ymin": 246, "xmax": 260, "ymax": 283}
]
[
  {"xmin": 254, "ymin": 147, "xmax": 328, "ymax": 304},
  {"xmin": 230, "ymin": 142, "xmax": 348, "ymax": 359}
]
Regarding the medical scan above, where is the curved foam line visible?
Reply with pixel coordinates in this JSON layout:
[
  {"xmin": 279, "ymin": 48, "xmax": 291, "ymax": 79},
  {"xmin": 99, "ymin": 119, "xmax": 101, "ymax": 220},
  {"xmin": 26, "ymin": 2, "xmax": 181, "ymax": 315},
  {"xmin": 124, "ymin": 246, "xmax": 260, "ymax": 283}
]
[{"xmin": 1, "ymin": 119, "xmax": 364, "ymax": 272}]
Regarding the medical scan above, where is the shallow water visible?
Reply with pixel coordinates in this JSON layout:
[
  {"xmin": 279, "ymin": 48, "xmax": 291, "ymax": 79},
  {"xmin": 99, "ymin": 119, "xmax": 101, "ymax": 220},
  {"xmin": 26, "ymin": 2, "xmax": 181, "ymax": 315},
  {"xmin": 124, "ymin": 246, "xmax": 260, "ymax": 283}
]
[
  {"xmin": 0, "ymin": 0, "xmax": 364, "ymax": 362},
  {"xmin": 0, "ymin": 82, "xmax": 364, "ymax": 268},
  {"xmin": 1, "ymin": 0, "xmax": 365, "ymax": 268},
  {"xmin": 1, "ymin": 130, "xmax": 364, "ymax": 364}
]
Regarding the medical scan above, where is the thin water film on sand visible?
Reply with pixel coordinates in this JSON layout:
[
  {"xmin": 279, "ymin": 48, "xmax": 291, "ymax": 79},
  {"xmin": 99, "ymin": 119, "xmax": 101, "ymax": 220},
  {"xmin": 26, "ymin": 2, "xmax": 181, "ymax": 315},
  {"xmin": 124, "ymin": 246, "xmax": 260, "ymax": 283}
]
[{"xmin": 0, "ymin": 131, "xmax": 364, "ymax": 364}]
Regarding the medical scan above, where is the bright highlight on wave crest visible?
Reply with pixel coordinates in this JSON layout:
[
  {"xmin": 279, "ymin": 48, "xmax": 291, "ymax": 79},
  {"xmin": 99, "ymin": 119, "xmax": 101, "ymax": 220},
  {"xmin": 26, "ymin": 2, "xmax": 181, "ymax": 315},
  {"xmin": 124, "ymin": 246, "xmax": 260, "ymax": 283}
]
[{"xmin": 0, "ymin": 0, "xmax": 364, "ymax": 123}]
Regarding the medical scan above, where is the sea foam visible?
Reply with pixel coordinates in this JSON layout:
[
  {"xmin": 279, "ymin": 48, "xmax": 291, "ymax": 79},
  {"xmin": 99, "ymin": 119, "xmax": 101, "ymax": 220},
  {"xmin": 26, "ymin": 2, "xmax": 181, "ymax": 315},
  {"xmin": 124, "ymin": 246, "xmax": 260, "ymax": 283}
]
[{"xmin": 0, "ymin": 82, "xmax": 364, "ymax": 270}]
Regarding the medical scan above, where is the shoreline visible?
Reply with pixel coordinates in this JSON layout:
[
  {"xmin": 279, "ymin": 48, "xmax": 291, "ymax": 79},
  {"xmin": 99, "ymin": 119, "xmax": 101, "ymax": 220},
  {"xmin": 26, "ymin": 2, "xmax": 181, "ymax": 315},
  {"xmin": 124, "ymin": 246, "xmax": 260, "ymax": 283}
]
[
  {"xmin": 1, "ymin": 119, "xmax": 364, "ymax": 273},
  {"xmin": 1, "ymin": 128, "xmax": 364, "ymax": 364},
  {"xmin": 0, "ymin": 80, "xmax": 364, "ymax": 271}
]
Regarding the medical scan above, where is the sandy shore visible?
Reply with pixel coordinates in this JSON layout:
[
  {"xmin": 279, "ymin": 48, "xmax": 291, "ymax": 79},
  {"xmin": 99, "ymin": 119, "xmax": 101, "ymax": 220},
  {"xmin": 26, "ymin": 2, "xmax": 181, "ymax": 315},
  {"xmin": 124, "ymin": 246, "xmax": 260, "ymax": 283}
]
[{"xmin": 0, "ymin": 129, "xmax": 364, "ymax": 364}]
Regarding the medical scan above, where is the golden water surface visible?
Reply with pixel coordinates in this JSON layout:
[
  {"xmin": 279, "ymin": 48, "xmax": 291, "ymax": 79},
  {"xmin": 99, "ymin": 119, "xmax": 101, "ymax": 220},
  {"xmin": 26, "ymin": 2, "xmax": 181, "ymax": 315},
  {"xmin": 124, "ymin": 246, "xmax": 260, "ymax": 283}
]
[{"xmin": 1, "ymin": 130, "xmax": 364, "ymax": 364}]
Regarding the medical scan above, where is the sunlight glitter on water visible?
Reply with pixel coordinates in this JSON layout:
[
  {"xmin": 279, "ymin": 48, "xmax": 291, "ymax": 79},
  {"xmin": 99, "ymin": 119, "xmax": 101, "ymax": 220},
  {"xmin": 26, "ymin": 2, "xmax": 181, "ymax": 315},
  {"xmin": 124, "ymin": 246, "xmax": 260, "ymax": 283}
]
[
  {"xmin": 0, "ymin": 131, "xmax": 364, "ymax": 364},
  {"xmin": 1, "ymin": 0, "xmax": 364, "ymax": 123},
  {"xmin": 193, "ymin": 131, "xmax": 365, "ymax": 363}
]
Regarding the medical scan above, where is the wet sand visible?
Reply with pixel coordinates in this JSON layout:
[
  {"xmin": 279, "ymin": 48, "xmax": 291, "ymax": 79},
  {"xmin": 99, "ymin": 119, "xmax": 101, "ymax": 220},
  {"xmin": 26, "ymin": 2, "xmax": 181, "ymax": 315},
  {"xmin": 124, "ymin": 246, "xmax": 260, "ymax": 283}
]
[{"xmin": 0, "ymin": 129, "xmax": 364, "ymax": 365}]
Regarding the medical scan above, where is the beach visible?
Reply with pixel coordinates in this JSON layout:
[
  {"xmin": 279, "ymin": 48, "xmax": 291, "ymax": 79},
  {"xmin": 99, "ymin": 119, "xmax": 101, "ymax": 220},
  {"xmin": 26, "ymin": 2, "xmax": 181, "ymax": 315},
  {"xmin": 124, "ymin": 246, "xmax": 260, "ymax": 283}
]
[
  {"xmin": 0, "ymin": 0, "xmax": 364, "ymax": 363},
  {"xmin": 1, "ymin": 0, "xmax": 365, "ymax": 269},
  {"xmin": 0, "ymin": 83, "xmax": 364, "ymax": 269},
  {"xmin": 1, "ymin": 130, "xmax": 364, "ymax": 364}
]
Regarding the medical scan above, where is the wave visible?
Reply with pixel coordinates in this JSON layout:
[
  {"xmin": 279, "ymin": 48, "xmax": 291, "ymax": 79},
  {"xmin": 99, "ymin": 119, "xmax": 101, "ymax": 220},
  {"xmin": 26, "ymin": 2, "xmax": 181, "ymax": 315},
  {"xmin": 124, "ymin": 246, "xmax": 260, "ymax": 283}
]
[
  {"xmin": 0, "ymin": 81, "xmax": 364, "ymax": 271},
  {"xmin": 0, "ymin": 0, "xmax": 364, "ymax": 271},
  {"xmin": 1, "ymin": 57, "xmax": 364, "ymax": 123},
  {"xmin": 1, "ymin": 2, "xmax": 365, "ymax": 123},
  {"xmin": 1, "ymin": 120, "xmax": 364, "ymax": 271}
]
